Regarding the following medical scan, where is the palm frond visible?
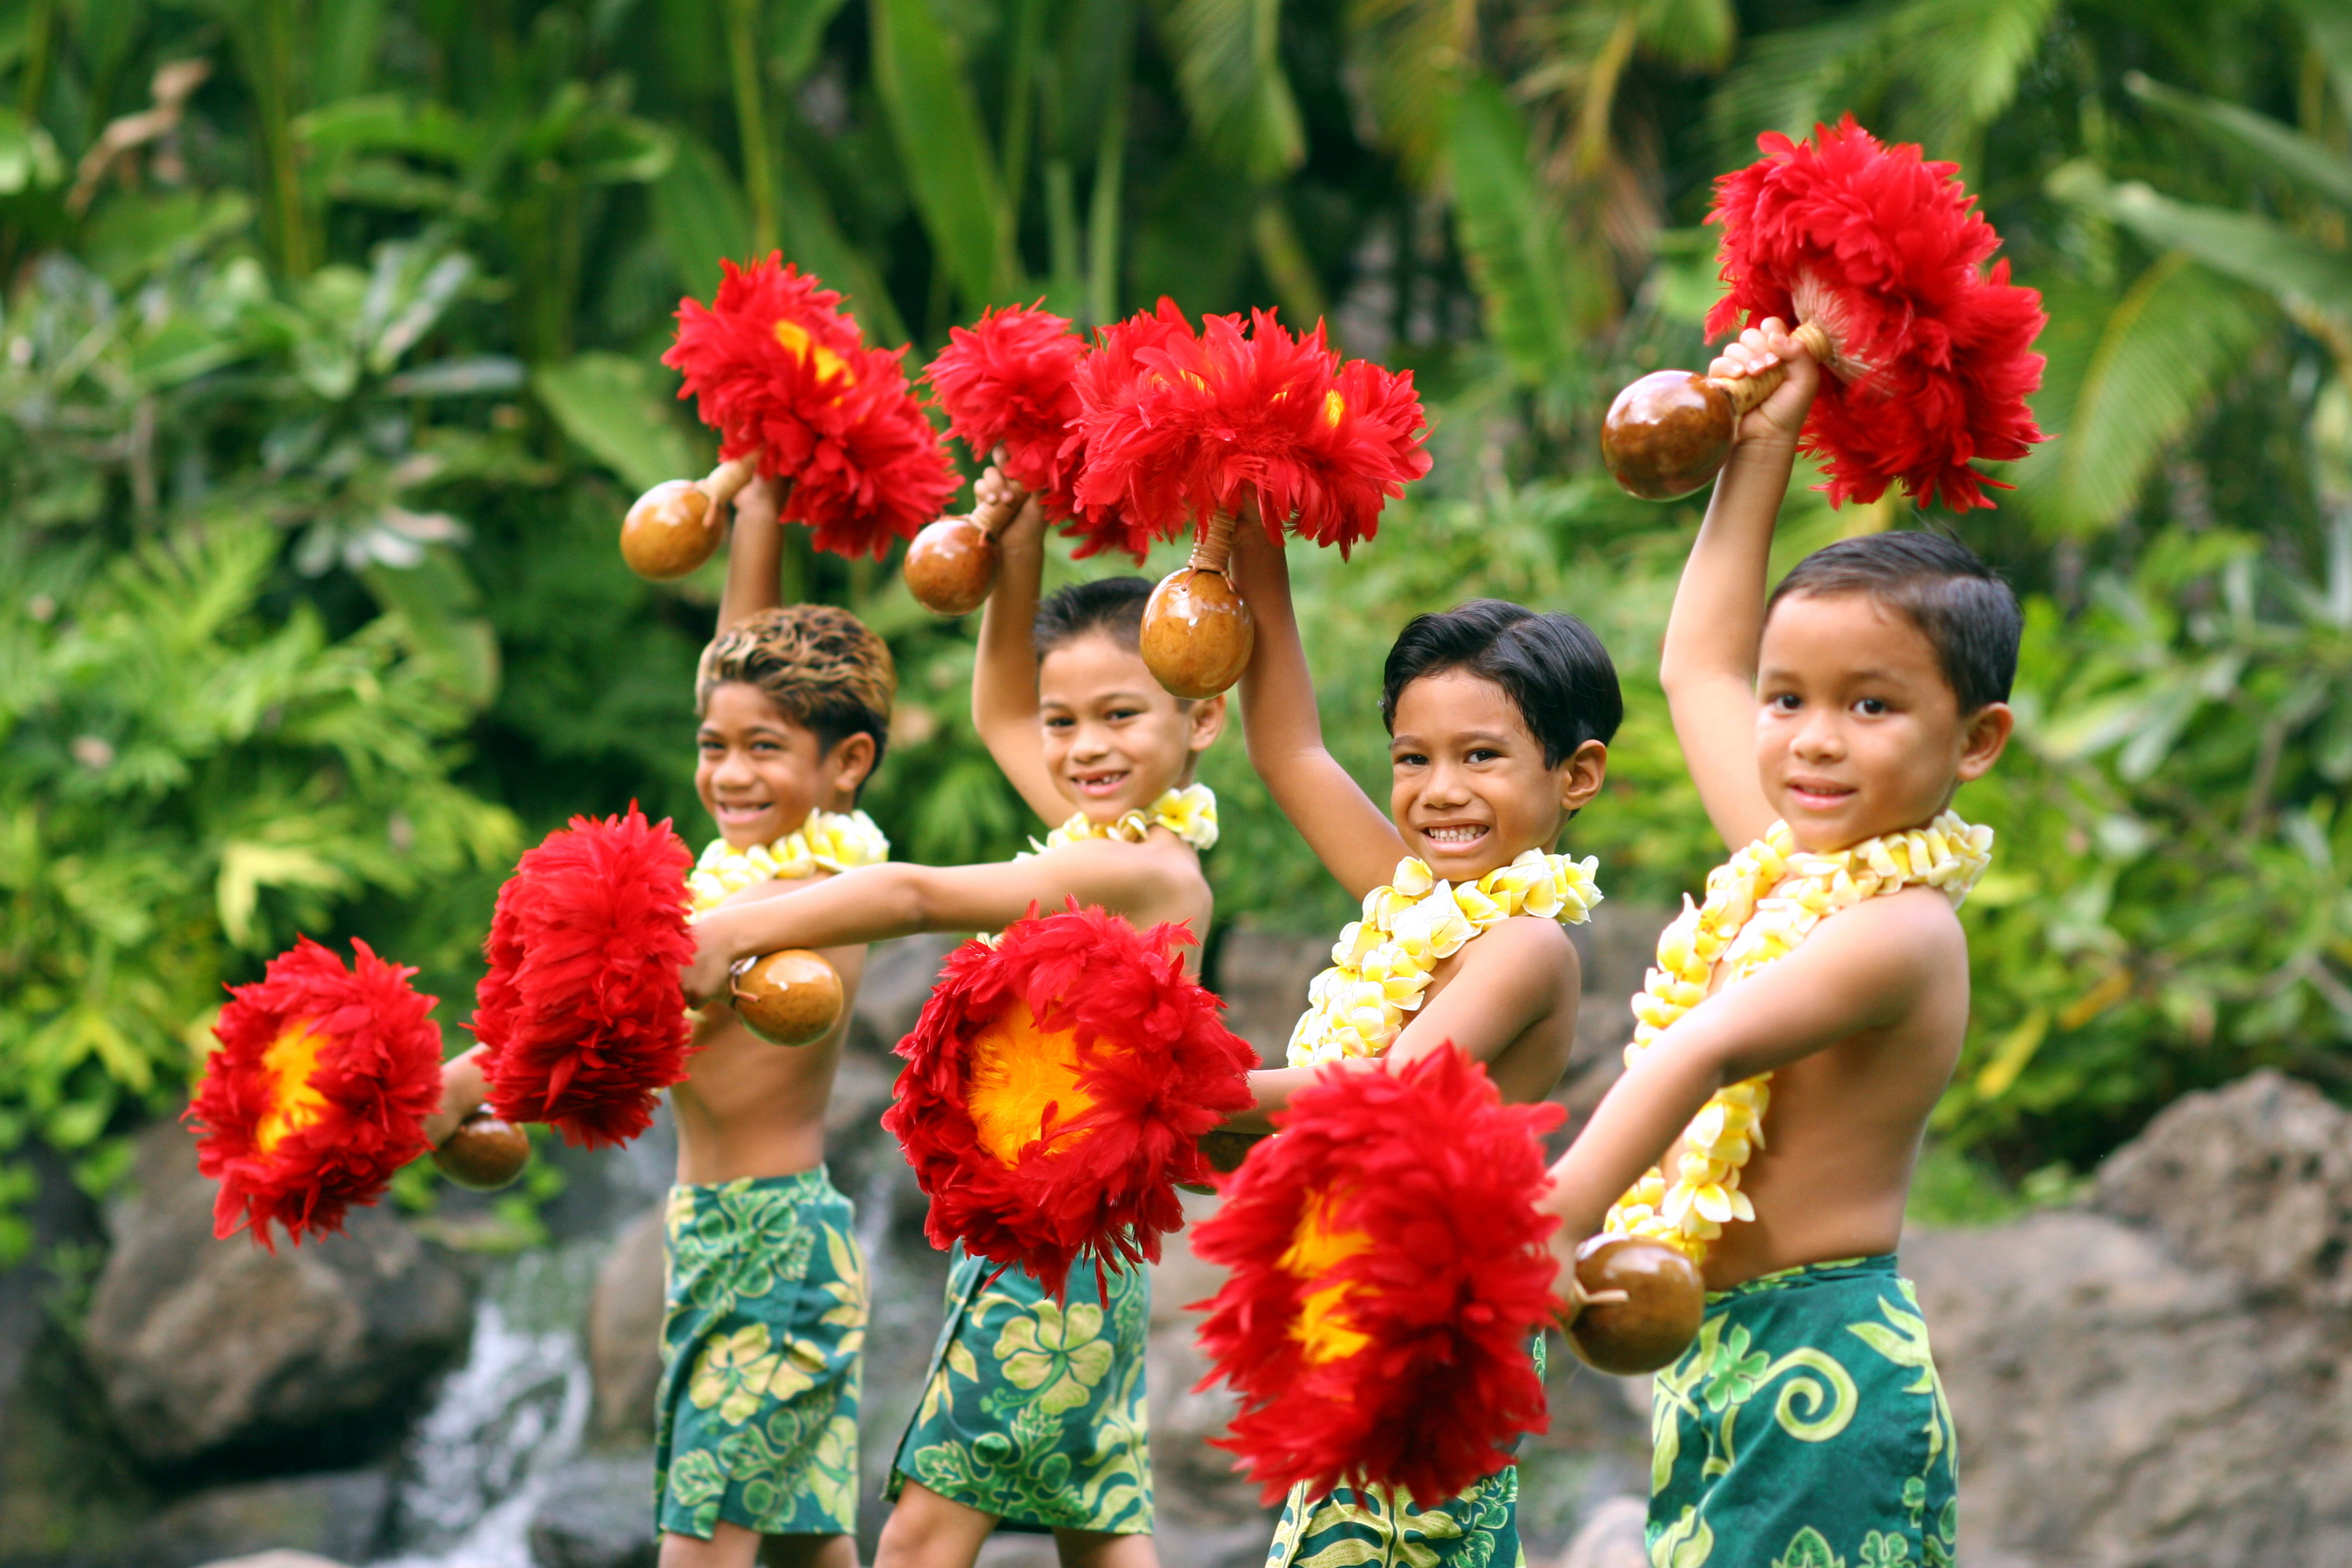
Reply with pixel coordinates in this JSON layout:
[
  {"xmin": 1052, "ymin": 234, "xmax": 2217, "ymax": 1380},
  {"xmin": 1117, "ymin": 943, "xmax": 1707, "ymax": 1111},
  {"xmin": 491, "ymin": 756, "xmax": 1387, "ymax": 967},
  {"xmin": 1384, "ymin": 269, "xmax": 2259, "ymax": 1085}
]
[
  {"xmin": 2051, "ymin": 160, "xmax": 2352, "ymax": 315},
  {"xmin": 2125, "ymin": 72, "xmax": 2352, "ymax": 211},
  {"xmin": 1447, "ymin": 74, "xmax": 1579, "ymax": 385},
  {"xmin": 869, "ymin": 0, "xmax": 1020, "ymax": 307},
  {"xmin": 1344, "ymin": 0, "xmax": 1473, "ymax": 181},
  {"xmin": 1164, "ymin": 0, "xmax": 1306, "ymax": 181}
]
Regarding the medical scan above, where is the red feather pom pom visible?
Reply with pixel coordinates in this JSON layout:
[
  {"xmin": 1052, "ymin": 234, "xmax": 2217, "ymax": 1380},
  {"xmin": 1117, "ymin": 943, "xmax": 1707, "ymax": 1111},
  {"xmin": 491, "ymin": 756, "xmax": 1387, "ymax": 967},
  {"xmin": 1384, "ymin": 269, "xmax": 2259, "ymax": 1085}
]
[
  {"xmin": 472, "ymin": 807, "xmax": 698, "ymax": 1148},
  {"xmin": 1073, "ymin": 302, "xmax": 1429, "ymax": 556},
  {"xmin": 883, "ymin": 904, "xmax": 1255, "ymax": 1296},
  {"xmin": 1189, "ymin": 1044, "xmax": 1563, "ymax": 1506},
  {"xmin": 186, "ymin": 937, "xmax": 443, "ymax": 1250},
  {"xmin": 664, "ymin": 255, "xmax": 957, "ymax": 557},
  {"xmin": 1705, "ymin": 117, "xmax": 2047, "ymax": 511}
]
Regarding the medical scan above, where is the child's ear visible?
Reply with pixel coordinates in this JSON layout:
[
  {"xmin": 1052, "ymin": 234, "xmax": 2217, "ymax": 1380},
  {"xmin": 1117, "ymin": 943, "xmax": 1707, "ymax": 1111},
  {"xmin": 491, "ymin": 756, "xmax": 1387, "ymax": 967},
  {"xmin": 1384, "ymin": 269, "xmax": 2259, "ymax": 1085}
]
[
  {"xmin": 1954, "ymin": 702, "xmax": 2013, "ymax": 783},
  {"xmin": 1557, "ymin": 739, "xmax": 1608, "ymax": 816},
  {"xmin": 1187, "ymin": 692, "xmax": 1229, "ymax": 753},
  {"xmin": 826, "ymin": 732, "xmax": 879, "ymax": 797}
]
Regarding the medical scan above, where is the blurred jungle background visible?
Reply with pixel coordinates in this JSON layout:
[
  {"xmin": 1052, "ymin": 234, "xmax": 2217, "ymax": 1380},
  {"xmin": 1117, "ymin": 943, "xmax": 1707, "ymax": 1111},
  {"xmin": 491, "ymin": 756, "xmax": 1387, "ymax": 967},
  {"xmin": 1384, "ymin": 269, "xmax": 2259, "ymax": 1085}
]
[{"xmin": 3, "ymin": 0, "xmax": 2351, "ymax": 1559}]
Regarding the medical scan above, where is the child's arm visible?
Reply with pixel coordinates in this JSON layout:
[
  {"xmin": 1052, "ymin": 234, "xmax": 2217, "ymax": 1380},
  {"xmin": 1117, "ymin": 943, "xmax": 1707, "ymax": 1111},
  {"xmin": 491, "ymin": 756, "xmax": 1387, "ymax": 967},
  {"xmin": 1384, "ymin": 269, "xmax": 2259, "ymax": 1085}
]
[
  {"xmin": 1227, "ymin": 515, "xmax": 1408, "ymax": 899},
  {"xmin": 1537, "ymin": 889, "xmax": 1955, "ymax": 1240},
  {"xmin": 968, "ymin": 473, "xmax": 1069, "ymax": 824},
  {"xmin": 1226, "ymin": 917, "xmax": 1575, "ymax": 1129},
  {"xmin": 1662, "ymin": 320, "xmax": 1820, "ymax": 850},
  {"xmin": 680, "ymin": 842, "xmax": 1191, "ymax": 1002},
  {"xmin": 716, "ymin": 475, "xmax": 787, "ymax": 631}
]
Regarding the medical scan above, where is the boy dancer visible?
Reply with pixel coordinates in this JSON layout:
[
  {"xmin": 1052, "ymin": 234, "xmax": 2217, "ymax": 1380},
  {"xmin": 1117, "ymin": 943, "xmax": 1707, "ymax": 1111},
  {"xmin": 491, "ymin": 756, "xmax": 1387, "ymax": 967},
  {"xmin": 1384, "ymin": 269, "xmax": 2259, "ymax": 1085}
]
[
  {"xmin": 432, "ymin": 478, "xmax": 891, "ymax": 1568},
  {"xmin": 1540, "ymin": 322, "xmax": 2016, "ymax": 1568},
  {"xmin": 683, "ymin": 479, "xmax": 1224, "ymax": 1568},
  {"xmin": 1218, "ymin": 520, "xmax": 1622, "ymax": 1566}
]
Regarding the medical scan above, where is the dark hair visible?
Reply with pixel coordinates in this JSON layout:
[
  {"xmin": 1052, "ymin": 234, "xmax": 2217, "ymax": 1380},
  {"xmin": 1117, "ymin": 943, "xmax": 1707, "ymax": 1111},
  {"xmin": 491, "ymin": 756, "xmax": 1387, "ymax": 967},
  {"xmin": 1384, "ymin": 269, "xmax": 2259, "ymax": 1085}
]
[
  {"xmin": 1380, "ymin": 600, "xmax": 1623, "ymax": 765},
  {"xmin": 1767, "ymin": 532, "xmax": 2022, "ymax": 710},
  {"xmin": 697, "ymin": 605, "xmax": 896, "ymax": 787},
  {"xmin": 1032, "ymin": 576, "xmax": 1155, "ymax": 658}
]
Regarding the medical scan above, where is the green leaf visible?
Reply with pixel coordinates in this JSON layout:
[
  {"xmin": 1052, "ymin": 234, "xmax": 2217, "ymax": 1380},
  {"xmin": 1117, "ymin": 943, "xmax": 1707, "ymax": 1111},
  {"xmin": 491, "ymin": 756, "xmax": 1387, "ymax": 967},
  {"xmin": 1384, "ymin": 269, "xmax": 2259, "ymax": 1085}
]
[
  {"xmin": 2012, "ymin": 253, "xmax": 2277, "ymax": 530},
  {"xmin": 295, "ymin": 94, "xmax": 474, "ymax": 162},
  {"xmin": 776, "ymin": 146, "xmax": 912, "ymax": 345},
  {"xmin": 2124, "ymin": 72, "xmax": 2352, "ymax": 211},
  {"xmin": 80, "ymin": 191, "xmax": 255, "ymax": 289},
  {"xmin": 654, "ymin": 131, "xmax": 756, "ymax": 299},
  {"xmin": 1340, "ymin": 0, "xmax": 1465, "ymax": 179},
  {"xmin": 1164, "ymin": 0, "xmax": 1306, "ymax": 180},
  {"xmin": 0, "ymin": 106, "xmax": 63, "ymax": 195},
  {"xmin": 534, "ymin": 352, "xmax": 703, "ymax": 494},
  {"xmin": 769, "ymin": 0, "xmax": 856, "ymax": 85},
  {"xmin": 1447, "ymin": 75, "xmax": 1578, "ymax": 385},
  {"xmin": 869, "ymin": 0, "xmax": 1018, "ymax": 308},
  {"xmin": 2051, "ymin": 161, "xmax": 2352, "ymax": 315},
  {"xmin": 361, "ymin": 550, "xmax": 501, "ymax": 707}
]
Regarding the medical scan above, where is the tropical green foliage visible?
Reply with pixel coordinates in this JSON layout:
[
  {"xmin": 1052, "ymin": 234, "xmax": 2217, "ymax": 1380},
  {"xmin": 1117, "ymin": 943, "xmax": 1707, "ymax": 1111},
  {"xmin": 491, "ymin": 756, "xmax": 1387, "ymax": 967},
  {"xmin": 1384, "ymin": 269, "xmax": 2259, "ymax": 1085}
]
[{"xmin": 2, "ymin": 0, "xmax": 2349, "ymax": 1243}]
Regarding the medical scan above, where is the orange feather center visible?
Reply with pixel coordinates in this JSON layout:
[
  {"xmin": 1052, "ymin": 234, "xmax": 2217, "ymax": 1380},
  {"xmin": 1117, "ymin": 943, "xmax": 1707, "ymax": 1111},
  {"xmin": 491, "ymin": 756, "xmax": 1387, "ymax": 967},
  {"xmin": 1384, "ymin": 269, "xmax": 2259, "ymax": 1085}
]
[
  {"xmin": 1279, "ymin": 1188, "xmax": 1373, "ymax": 1365},
  {"xmin": 255, "ymin": 1020, "xmax": 330, "ymax": 1153},
  {"xmin": 964, "ymin": 1000, "xmax": 1098, "ymax": 1165},
  {"xmin": 773, "ymin": 318, "xmax": 852, "ymax": 388}
]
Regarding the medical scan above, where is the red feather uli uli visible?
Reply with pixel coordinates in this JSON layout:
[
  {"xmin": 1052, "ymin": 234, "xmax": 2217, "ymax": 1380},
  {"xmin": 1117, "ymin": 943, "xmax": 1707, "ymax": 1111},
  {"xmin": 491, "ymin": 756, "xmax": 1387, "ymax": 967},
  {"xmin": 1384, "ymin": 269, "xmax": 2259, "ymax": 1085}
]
[
  {"xmin": 1190, "ymin": 1044, "xmax": 1563, "ymax": 1506},
  {"xmin": 186, "ymin": 936, "xmax": 444, "ymax": 1250},
  {"xmin": 664, "ymin": 254, "xmax": 956, "ymax": 557},
  {"xmin": 1705, "ymin": 117, "xmax": 2047, "ymax": 510},
  {"xmin": 472, "ymin": 807, "xmax": 698, "ymax": 1149},
  {"xmin": 883, "ymin": 905, "xmax": 1255, "ymax": 1297}
]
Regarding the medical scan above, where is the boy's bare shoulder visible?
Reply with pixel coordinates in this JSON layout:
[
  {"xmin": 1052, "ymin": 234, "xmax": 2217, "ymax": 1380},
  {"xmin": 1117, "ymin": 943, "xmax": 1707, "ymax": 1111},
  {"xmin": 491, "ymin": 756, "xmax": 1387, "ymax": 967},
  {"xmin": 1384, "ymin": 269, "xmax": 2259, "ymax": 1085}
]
[
  {"xmin": 1815, "ymin": 883, "xmax": 1969, "ymax": 989},
  {"xmin": 1457, "ymin": 913, "xmax": 1580, "ymax": 985}
]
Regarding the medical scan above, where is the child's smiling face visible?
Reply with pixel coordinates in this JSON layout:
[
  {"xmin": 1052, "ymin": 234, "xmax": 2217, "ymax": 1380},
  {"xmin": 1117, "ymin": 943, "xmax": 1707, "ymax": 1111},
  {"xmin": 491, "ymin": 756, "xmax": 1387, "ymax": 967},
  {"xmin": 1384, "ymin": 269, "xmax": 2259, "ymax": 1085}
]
[
  {"xmin": 1387, "ymin": 669, "xmax": 1604, "ymax": 883},
  {"xmin": 1755, "ymin": 593, "xmax": 2011, "ymax": 852},
  {"xmin": 695, "ymin": 682, "xmax": 869, "ymax": 848},
  {"xmin": 1038, "ymin": 633, "xmax": 1226, "ymax": 821}
]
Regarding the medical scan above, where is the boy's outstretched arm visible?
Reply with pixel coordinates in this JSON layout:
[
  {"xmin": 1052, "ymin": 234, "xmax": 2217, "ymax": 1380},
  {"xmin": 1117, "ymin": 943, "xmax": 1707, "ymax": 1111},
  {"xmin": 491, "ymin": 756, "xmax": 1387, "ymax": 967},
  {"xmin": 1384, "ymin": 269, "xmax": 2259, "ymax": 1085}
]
[
  {"xmin": 680, "ymin": 841, "xmax": 1193, "ymax": 1001},
  {"xmin": 1537, "ymin": 890, "xmax": 1952, "ymax": 1241},
  {"xmin": 1226, "ymin": 917, "xmax": 1575, "ymax": 1129},
  {"xmin": 716, "ymin": 475, "xmax": 786, "ymax": 632},
  {"xmin": 967, "ymin": 475, "xmax": 1068, "ymax": 824},
  {"xmin": 1227, "ymin": 513, "xmax": 1408, "ymax": 899},
  {"xmin": 1662, "ymin": 320, "xmax": 1820, "ymax": 850}
]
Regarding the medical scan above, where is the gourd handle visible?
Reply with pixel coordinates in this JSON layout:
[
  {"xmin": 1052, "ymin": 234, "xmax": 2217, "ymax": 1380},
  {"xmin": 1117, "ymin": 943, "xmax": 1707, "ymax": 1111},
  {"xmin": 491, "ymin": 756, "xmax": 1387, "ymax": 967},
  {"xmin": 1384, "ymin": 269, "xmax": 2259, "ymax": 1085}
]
[{"xmin": 1703, "ymin": 320, "xmax": 1836, "ymax": 417}]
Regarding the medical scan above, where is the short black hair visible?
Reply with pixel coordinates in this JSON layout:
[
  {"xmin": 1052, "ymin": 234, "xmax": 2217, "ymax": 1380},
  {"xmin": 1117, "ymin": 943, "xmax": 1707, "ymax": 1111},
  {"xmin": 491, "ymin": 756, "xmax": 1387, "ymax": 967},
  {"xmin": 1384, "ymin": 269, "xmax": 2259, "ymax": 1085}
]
[
  {"xmin": 1032, "ymin": 576, "xmax": 1155, "ymax": 658},
  {"xmin": 1767, "ymin": 532, "xmax": 2021, "ymax": 711},
  {"xmin": 1380, "ymin": 600, "xmax": 1623, "ymax": 766}
]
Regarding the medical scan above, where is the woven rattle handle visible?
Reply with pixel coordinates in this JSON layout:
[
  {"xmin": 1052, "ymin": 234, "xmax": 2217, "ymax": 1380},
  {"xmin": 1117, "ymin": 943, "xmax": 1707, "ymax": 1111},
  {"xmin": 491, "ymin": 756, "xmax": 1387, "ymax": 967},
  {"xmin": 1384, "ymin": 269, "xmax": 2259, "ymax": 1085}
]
[{"xmin": 1706, "ymin": 320, "xmax": 1836, "ymax": 417}]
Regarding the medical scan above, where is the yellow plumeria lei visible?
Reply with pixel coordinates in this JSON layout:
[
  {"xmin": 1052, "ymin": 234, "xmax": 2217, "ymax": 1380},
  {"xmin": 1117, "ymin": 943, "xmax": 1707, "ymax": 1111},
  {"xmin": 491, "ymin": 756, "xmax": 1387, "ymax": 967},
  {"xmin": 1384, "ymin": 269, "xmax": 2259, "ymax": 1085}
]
[
  {"xmin": 1031, "ymin": 783, "xmax": 1219, "ymax": 854},
  {"xmin": 1287, "ymin": 849, "xmax": 1604, "ymax": 1068},
  {"xmin": 1605, "ymin": 810, "xmax": 1995, "ymax": 1261},
  {"xmin": 687, "ymin": 808, "xmax": 891, "ymax": 915}
]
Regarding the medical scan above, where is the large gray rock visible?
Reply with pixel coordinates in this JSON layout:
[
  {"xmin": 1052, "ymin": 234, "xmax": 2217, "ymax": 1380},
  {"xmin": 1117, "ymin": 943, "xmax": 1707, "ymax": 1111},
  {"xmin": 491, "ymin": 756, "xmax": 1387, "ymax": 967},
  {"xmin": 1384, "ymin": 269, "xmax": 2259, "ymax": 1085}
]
[
  {"xmin": 587, "ymin": 1204, "xmax": 667, "ymax": 1445},
  {"xmin": 1551, "ymin": 1495, "xmax": 1648, "ymax": 1568},
  {"xmin": 128, "ymin": 1470, "xmax": 389, "ymax": 1568},
  {"xmin": 1907, "ymin": 1072, "xmax": 2352, "ymax": 1568},
  {"xmin": 83, "ymin": 1122, "xmax": 471, "ymax": 1471},
  {"xmin": 2093, "ymin": 1068, "xmax": 2352, "ymax": 1314},
  {"xmin": 527, "ymin": 1450, "xmax": 658, "ymax": 1568}
]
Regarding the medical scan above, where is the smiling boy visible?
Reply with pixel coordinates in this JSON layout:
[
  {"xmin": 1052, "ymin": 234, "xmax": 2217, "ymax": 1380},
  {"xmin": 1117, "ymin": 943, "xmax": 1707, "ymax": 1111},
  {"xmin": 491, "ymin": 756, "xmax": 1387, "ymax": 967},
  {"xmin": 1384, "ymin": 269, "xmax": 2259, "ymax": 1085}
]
[
  {"xmin": 431, "ymin": 477, "xmax": 891, "ymax": 1568},
  {"xmin": 684, "ymin": 480, "xmax": 1226, "ymax": 1568},
  {"xmin": 1219, "ymin": 521, "xmax": 1620, "ymax": 1567},
  {"xmin": 1538, "ymin": 320, "xmax": 2016, "ymax": 1568}
]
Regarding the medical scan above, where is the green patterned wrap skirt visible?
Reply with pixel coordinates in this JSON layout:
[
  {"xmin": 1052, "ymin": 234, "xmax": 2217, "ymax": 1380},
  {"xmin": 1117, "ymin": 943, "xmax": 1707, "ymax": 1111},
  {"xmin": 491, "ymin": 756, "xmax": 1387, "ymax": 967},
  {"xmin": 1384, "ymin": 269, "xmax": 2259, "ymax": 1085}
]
[
  {"xmin": 654, "ymin": 1167, "xmax": 868, "ymax": 1541},
  {"xmin": 1648, "ymin": 1255, "xmax": 1958, "ymax": 1568},
  {"xmin": 887, "ymin": 1245, "xmax": 1154, "ymax": 1534},
  {"xmin": 1263, "ymin": 1338, "xmax": 1542, "ymax": 1568}
]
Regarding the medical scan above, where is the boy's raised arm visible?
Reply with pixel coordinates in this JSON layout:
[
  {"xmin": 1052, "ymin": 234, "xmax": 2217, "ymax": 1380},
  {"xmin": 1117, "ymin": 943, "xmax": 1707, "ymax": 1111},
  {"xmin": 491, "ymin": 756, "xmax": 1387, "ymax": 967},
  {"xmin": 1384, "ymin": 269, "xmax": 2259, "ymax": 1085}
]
[
  {"xmin": 716, "ymin": 475, "xmax": 787, "ymax": 632},
  {"xmin": 969, "ymin": 477, "xmax": 1068, "ymax": 824},
  {"xmin": 1661, "ymin": 322, "xmax": 1819, "ymax": 850},
  {"xmin": 1228, "ymin": 514, "xmax": 1408, "ymax": 899}
]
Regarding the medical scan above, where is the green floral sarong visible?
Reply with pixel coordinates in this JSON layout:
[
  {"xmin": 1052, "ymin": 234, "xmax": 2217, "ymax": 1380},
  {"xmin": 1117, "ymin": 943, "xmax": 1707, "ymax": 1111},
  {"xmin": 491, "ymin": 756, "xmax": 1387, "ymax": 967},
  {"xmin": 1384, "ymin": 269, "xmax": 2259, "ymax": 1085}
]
[
  {"xmin": 886, "ymin": 1245, "xmax": 1153, "ymax": 1534},
  {"xmin": 654, "ymin": 1167, "xmax": 867, "ymax": 1541},
  {"xmin": 1649, "ymin": 1255, "xmax": 1957, "ymax": 1568},
  {"xmin": 1265, "ymin": 1338, "xmax": 1542, "ymax": 1568}
]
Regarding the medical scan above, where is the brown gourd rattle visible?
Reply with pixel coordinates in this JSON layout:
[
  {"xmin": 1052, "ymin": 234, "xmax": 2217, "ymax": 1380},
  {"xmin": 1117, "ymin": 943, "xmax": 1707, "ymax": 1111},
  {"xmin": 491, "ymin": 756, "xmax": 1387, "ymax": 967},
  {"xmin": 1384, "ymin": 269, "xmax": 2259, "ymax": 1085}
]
[
  {"xmin": 1563, "ymin": 1234, "xmax": 1707, "ymax": 1375},
  {"xmin": 727, "ymin": 948, "xmax": 846, "ymax": 1048},
  {"xmin": 431, "ymin": 1109, "xmax": 532, "ymax": 1191},
  {"xmin": 624, "ymin": 255, "xmax": 954, "ymax": 582},
  {"xmin": 1602, "ymin": 119, "xmax": 2045, "ymax": 511},
  {"xmin": 1072, "ymin": 304, "xmax": 1430, "ymax": 700}
]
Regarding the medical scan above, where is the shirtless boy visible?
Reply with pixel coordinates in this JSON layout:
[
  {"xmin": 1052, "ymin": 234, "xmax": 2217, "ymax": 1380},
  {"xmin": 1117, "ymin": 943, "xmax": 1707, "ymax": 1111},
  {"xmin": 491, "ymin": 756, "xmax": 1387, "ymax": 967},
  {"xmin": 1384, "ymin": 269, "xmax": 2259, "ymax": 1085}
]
[
  {"xmin": 683, "ymin": 479, "xmax": 1224, "ymax": 1568},
  {"xmin": 1220, "ymin": 518, "xmax": 1621, "ymax": 1567},
  {"xmin": 1539, "ymin": 320, "xmax": 2017, "ymax": 1568},
  {"xmin": 432, "ymin": 477, "xmax": 890, "ymax": 1568}
]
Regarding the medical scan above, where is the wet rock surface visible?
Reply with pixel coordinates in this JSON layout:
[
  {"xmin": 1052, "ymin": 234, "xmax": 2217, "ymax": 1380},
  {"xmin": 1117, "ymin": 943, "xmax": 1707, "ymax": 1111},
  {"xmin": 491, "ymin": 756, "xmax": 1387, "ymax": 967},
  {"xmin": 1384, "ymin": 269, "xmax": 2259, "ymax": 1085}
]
[
  {"xmin": 128, "ymin": 1471, "xmax": 390, "ymax": 1568},
  {"xmin": 525, "ymin": 1451, "xmax": 657, "ymax": 1568},
  {"xmin": 82, "ymin": 1122, "xmax": 472, "ymax": 1473}
]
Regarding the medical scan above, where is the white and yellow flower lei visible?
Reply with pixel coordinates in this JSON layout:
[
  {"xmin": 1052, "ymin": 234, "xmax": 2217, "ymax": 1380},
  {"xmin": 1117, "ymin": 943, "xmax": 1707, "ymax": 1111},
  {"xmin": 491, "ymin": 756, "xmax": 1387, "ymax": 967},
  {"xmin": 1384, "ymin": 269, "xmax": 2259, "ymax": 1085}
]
[
  {"xmin": 687, "ymin": 808, "xmax": 891, "ymax": 915},
  {"xmin": 1606, "ymin": 810, "xmax": 1995, "ymax": 1261},
  {"xmin": 1031, "ymin": 783, "xmax": 1219, "ymax": 854},
  {"xmin": 1287, "ymin": 849, "xmax": 1604, "ymax": 1068}
]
